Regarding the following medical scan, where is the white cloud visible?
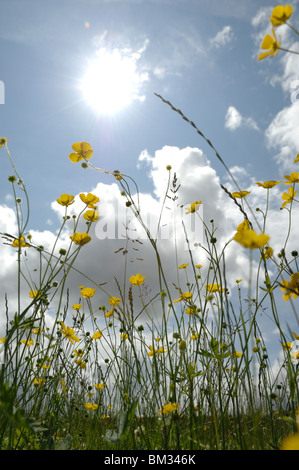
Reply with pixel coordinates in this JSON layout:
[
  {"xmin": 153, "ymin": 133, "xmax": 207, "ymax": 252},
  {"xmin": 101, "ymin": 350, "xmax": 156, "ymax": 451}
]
[
  {"xmin": 225, "ymin": 106, "xmax": 259, "ymax": 131},
  {"xmin": 209, "ymin": 25, "xmax": 234, "ymax": 49}
]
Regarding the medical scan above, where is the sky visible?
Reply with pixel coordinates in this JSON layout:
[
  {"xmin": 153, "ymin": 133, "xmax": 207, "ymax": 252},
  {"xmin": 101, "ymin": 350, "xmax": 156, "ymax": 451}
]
[{"xmin": 1, "ymin": 0, "xmax": 299, "ymax": 373}]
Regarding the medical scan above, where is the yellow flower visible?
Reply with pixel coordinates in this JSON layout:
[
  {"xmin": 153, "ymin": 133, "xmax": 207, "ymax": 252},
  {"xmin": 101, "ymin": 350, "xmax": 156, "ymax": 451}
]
[
  {"xmin": 0, "ymin": 337, "xmax": 6, "ymax": 344},
  {"xmin": 157, "ymin": 403, "xmax": 180, "ymax": 414},
  {"xmin": 191, "ymin": 333, "xmax": 199, "ymax": 340},
  {"xmin": 147, "ymin": 345, "xmax": 168, "ymax": 356},
  {"xmin": 29, "ymin": 290, "xmax": 42, "ymax": 299},
  {"xmin": 70, "ymin": 232, "xmax": 91, "ymax": 246},
  {"xmin": 32, "ymin": 328, "xmax": 44, "ymax": 334},
  {"xmin": 283, "ymin": 172, "xmax": 299, "ymax": 185},
  {"xmin": 185, "ymin": 201, "xmax": 201, "ymax": 214},
  {"xmin": 69, "ymin": 142, "xmax": 93, "ymax": 163},
  {"xmin": 256, "ymin": 180, "xmax": 281, "ymax": 189},
  {"xmin": 0, "ymin": 137, "xmax": 9, "ymax": 147},
  {"xmin": 32, "ymin": 378, "xmax": 45, "ymax": 386},
  {"xmin": 281, "ymin": 272, "xmax": 299, "ymax": 301},
  {"xmin": 95, "ymin": 383, "xmax": 106, "ymax": 390},
  {"xmin": 185, "ymin": 307, "xmax": 196, "ymax": 315},
  {"xmin": 205, "ymin": 284, "xmax": 224, "ymax": 293},
  {"xmin": 231, "ymin": 191, "xmax": 251, "ymax": 199},
  {"xmin": 129, "ymin": 273, "xmax": 146, "ymax": 286},
  {"xmin": 84, "ymin": 402, "xmax": 98, "ymax": 411},
  {"xmin": 178, "ymin": 263, "xmax": 188, "ymax": 269},
  {"xmin": 173, "ymin": 292, "xmax": 192, "ymax": 303},
  {"xmin": 104, "ymin": 308, "xmax": 114, "ymax": 317},
  {"xmin": 280, "ymin": 433, "xmax": 299, "ymax": 450},
  {"xmin": 195, "ymin": 264, "xmax": 202, "ymax": 269},
  {"xmin": 83, "ymin": 209, "xmax": 99, "ymax": 222},
  {"xmin": 11, "ymin": 236, "xmax": 31, "ymax": 248},
  {"xmin": 258, "ymin": 28, "xmax": 281, "ymax": 61},
  {"xmin": 236, "ymin": 219, "xmax": 251, "ymax": 232},
  {"xmin": 80, "ymin": 287, "xmax": 96, "ymax": 299},
  {"xmin": 294, "ymin": 154, "xmax": 299, "ymax": 164},
  {"xmin": 56, "ymin": 194, "xmax": 75, "ymax": 206},
  {"xmin": 120, "ymin": 333, "xmax": 128, "ymax": 340},
  {"xmin": 281, "ymin": 187, "xmax": 297, "ymax": 208},
  {"xmin": 73, "ymin": 349, "xmax": 84, "ymax": 357},
  {"xmin": 21, "ymin": 338, "xmax": 34, "ymax": 347},
  {"xmin": 270, "ymin": 5, "xmax": 293, "ymax": 27},
  {"xmin": 79, "ymin": 192, "xmax": 100, "ymax": 208},
  {"xmin": 293, "ymin": 332, "xmax": 299, "ymax": 340},
  {"xmin": 234, "ymin": 351, "xmax": 242, "ymax": 358},
  {"xmin": 260, "ymin": 246, "xmax": 273, "ymax": 259},
  {"xmin": 108, "ymin": 296, "xmax": 121, "ymax": 306},
  {"xmin": 74, "ymin": 358, "xmax": 86, "ymax": 369},
  {"xmin": 92, "ymin": 330, "xmax": 103, "ymax": 340},
  {"xmin": 60, "ymin": 322, "xmax": 80, "ymax": 344},
  {"xmin": 282, "ymin": 342, "xmax": 293, "ymax": 350},
  {"xmin": 72, "ymin": 304, "xmax": 82, "ymax": 310},
  {"xmin": 233, "ymin": 229, "xmax": 270, "ymax": 249}
]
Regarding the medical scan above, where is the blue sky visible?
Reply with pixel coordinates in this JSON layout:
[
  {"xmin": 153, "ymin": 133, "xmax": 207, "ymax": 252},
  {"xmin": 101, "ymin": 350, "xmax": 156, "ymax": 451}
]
[{"xmin": 1, "ymin": 0, "xmax": 299, "ymax": 371}]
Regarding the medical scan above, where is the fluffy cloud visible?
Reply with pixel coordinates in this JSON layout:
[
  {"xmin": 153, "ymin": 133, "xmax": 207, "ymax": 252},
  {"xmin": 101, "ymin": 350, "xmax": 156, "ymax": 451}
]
[
  {"xmin": 209, "ymin": 25, "xmax": 234, "ymax": 49},
  {"xmin": 225, "ymin": 106, "xmax": 259, "ymax": 131}
]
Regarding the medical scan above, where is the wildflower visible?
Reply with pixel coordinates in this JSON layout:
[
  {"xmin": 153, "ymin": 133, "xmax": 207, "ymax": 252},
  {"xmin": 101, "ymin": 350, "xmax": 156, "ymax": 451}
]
[
  {"xmin": 294, "ymin": 154, "xmax": 299, "ymax": 164},
  {"xmin": 79, "ymin": 192, "xmax": 100, "ymax": 208},
  {"xmin": 258, "ymin": 28, "xmax": 281, "ymax": 61},
  {"xmin": 283, "ymin": 172, "xmax": 299, "ymax": 185},
  {"xmin": 281, "ymin": 187, "xmax": 297, "ymax": 208},
  {"xmin": 73, "ymin": 349, "xmax": 84, "ymax": 357},
  {"xmin": 185, "ymin": 307, "xmax": 196, "ymax": 315},
  {"xmin": 32, "ymin": 328, "xmax": 44, "ymax": 334},
  {"xmin": 293, "ymin": 332, "xmax": 299, "ymax": 340},
  {"xmin": 260, "ymin": 246, "xmax": 273, "ymax": 259},
  {"xmin": 236, "ymin": 279, "xmax": 242, "ymax": 284},
  {"xmin": 191, "ymin": 333, "xmax": 199, "ymax": 340},
  {"xmin": 280, "ymin": 433, "xmax": 299, "ymax": 450},
  {"xmin": 95, "ymin": 383, "xmax": 106, "ymax": 390},
  {"xmin": 280, "ymin": 272, "xmax": 299, "ymax": 301},
  {"xmin": 148, "ymin": 345, "xmax": 168, "ymax": 356},
  {"xmin": 129, "ymin": 273, "xmax": 146, "ymax": 286},
  {"xmin": 60, "ymin": 322, "xmax": 80, "ymax": 344},
  {"xmin": 120, "ymin": 333, "xmax": 128, "ymax": 340},
  {"xmin": 205, "ymin": 284, "xmax": 224, "ymax": 293},
  {"xmin": 233, "ymin": 228, "xmax": 270, "ymax": 249},
  {"xmin": 21, "ymin": 338, "xmax": 34, "ymax": 347},
  {"xmin": 195, "ymin": 264, "xmax": 202, "ymax": 269},
  {"xmin": 157, "ymin": 403, "xmax": 180, "ymax": 414},
  {"xmin": 56, "ymin": 194, "xmax": 75, "ymax": 206},
  {"xmin": 0, "ymin": 337, "xmax": 6, "ymax": 344},
  {"xmin": 80, "ymin": 287, "xmax": 96, "ymax": 299},
  {"xmin": 69, "ymin": 142, "xmax": 93, "ymax": 163},
  {"xmin": 104, "ymin": 309, "xmax": 114, "ymax": 317},
  {"xmin": 72, "ymin": 304, "xmax": 82, "ymax": 310},
  {"xmin": 233, "ymin": 351, "xmax": 243, "ymax": 358},
  {"xmin": 32, "ymin": 378, "xmax": 45, "ymax": 386},
  {"xmin": 179, "ymin": 340, "xmax": 187, "ymax": 351},
  {"xmin": 282, "ymin": 342, "xmax": 293, "ymax": 350},
  {"xmin": 173, "ymin": 292, "xmax": 192, "ymax": 303},
  {"xmin": 256, "ymin": 180, "xmax": 281, "ymax": 189},
  {"xmin": 70, "ymin": 232, "xmax": 91, "ymax": 246},
  {"xmin": 84, "ymin": 402, "xmax": 98, "ymax": 411},
  {"xmin": 83, "ymin": 209, "xmax": 99, "ymax": 222},
  {"xmin": 92, "ymin": 330, "xmax": 103, "ymax": 340},
  {"xmin": 178, "ymin": 264, "xmax": 188, "ymax": 269},
  {"xmin": 231, "ymin": 191, "xmax": 251, "ymax": 199},
  {"xmin": 0, "ymin": 137, "xmax": 9, "ymax": 147},
  {"xmin": 270, "ymin": 5, "xmax": 293, "ymax": 27},
  {"xmin": 74, "ymin": 358, "xmax": 86, "ymax": 369},
  {"xmin": 185, "ymin": 201, "xmax": 201, "ymax": 214},
  {"xmin": 11, "ymin": 236, "xmax": 31, "ymax": 248},
  {"xmin": 108, "ymin": 296, "xmax": 121, "ymax": 306},
  {"xmin": 29, "ymin": 290, "xmax": 42, "ymax": 299},
  {"xmin": 290, "ymin": 341, "xmax": 299, "ymax": 365},
  {"xmin": 236, "ymin": 219, "xmax": 250, "ymax": 232}
]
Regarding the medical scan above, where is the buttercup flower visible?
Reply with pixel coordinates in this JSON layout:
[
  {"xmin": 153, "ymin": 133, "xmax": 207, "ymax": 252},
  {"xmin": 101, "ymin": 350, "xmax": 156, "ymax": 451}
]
[
  {"xmin": 56, "ymin": 194, "xmax": 75, "ymax": 206},
  {"xmin": 84, "ymin": 402, "xmax": 98, "ymax": 411},
  {"xmin": 60, "ymin": 322, "xmax": 80, "ymax": 344},
  {"xmin": 120, "ymin": 333, "xmax": 128, "ymax": 340},
  {"xmin": 129, "ymin": 273, "xmax": 146, "ymax": 286},
  {"xmin": 234, "ymin": 351, "xmax": 243, "ymax": 358},
  {"xmin": 80, "ymin": 287, "xmax": 96, "ymax": 299},
  {"xmin": 83, "ymin": 209, "xmax": 99, "ymax": 222},
  {"xmin": 29, "ymin": 290, "xmax": 42, "ymax": 299},
  {"xmin": 0, "ymin": 137, "xmax": 10, "ymax": 147},
  {"xmin": 281, "ymin": 187, "xmax": 297, "ymax": 208},
  {"xmin": 157, "ymin": 403, "xmax": 180, "ymax": 414},
  {"xmin": 109, "ymin": 296, "xmax": 121, "ymax": 306},
  {"xmin": 79, "ymin": 193, "xmax": 100, "ymax": 208},
  {"xmin": 256, "ymin": 180, "xmax": 281, "ymax": 189},
  {"xmin": 270, "ymin": 5, "xmax": 293, "ymax": 26},
  {"xmin": 233, "ymin": 228, "xmax": 270, "ymax": 249},
  {"xmin": 231, "ymin": 191, "xmax": 251, "ymax": 199},
  {"xmin": 283, "ymin": 172, "xmax": 299, "ymax": 185},
  {"xmin": 236, "ymin": 219, "xmax": 251, "ymax": 232},
  {"xmin": 258, "ymin": 28, "xmax": 281, "ymax": 61},
  {"xmin": 21, "ymin": 338, "xmax": 34, "ymax": 347},
  {"xmin": 32, "ymin": 378, "xmax": 45, "ymax": 386},
  {"xmin": 185, "ymin": 201, "xmax": 201, "ymax": 214},
  {"xmin": 10, "ymin": 236, "xmax": 31, "ymax": 248},
  {"xmin": 69, "ymin": 142, "xmax": 93, "ymax": 163},
  {"xmin": 92, "ymin": 330, "xmax": 103, "ymax": 340},
  {"xmin": 280, "ymin": 433, "xmax": 299, "ymax": 450},
  {"xmin": 178, "ymin": 264, "xmax": 188, "ymax": 269},
  {"xmin": 70, "ymin": 233, "xmax": 91, "ymax": 246},
  {"xmin": 281, "ymin": 272, "xmax": 299, "ymax": 301},
  {"xmin": 173, "ymin": 292, "xmax": 192, "ymax": 303},
  {"xmin": 290, "ymin": 340, "xmax": 299, "ymax": 365},
  {"xmin": 261, "ymin": 246, "xmax": 273, "ymax": 259},
  {"xmin": 95, "ymin": 383, "xmax": 106, "ymax": 390},
  {"xmin": 0, "ymin": 337, "xmax": 6, "ymax": 344},
  {"xmin": 72, "ymin": 304, "xmax": 82, "ymax": 310},
  {"xmin": 148, "ymin": 345, "xmax": 168, "ymax": 356},
  {"xmin": 205, "ymin": 284, "xmax": 225, "ymax": 293},
  {"xmin": 294, "ymin": 154, "xmax": 299, "ymax": 164},
  {"xmin": 104, "ymin": 309, "xmax": 114, "ymax": 317}
]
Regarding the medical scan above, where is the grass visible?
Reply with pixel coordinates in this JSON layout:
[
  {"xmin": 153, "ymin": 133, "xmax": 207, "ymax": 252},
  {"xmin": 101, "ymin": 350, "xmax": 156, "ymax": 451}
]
[{"xmin": 1, "ymin": 9, "xmax": 299, "ymax": 450}]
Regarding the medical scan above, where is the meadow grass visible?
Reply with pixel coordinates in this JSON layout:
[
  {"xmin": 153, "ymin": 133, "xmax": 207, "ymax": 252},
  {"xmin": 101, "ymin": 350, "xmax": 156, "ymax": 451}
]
[{"xmin": 1, "ymin": 6, "xmax": 299, "ymax": 450}]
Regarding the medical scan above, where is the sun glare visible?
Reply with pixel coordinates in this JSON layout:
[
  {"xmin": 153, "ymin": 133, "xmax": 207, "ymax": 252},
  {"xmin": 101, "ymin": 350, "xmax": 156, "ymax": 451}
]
[{"xmin": 80, "ymin": 48, "xmax": 146, "ymax": 116}]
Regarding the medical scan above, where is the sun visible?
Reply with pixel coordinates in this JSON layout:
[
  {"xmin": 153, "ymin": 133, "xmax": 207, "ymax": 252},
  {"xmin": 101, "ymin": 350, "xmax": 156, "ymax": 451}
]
[{"xmin": 80, "ymin": 48, "xmax": 145, "ymax": 116}]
